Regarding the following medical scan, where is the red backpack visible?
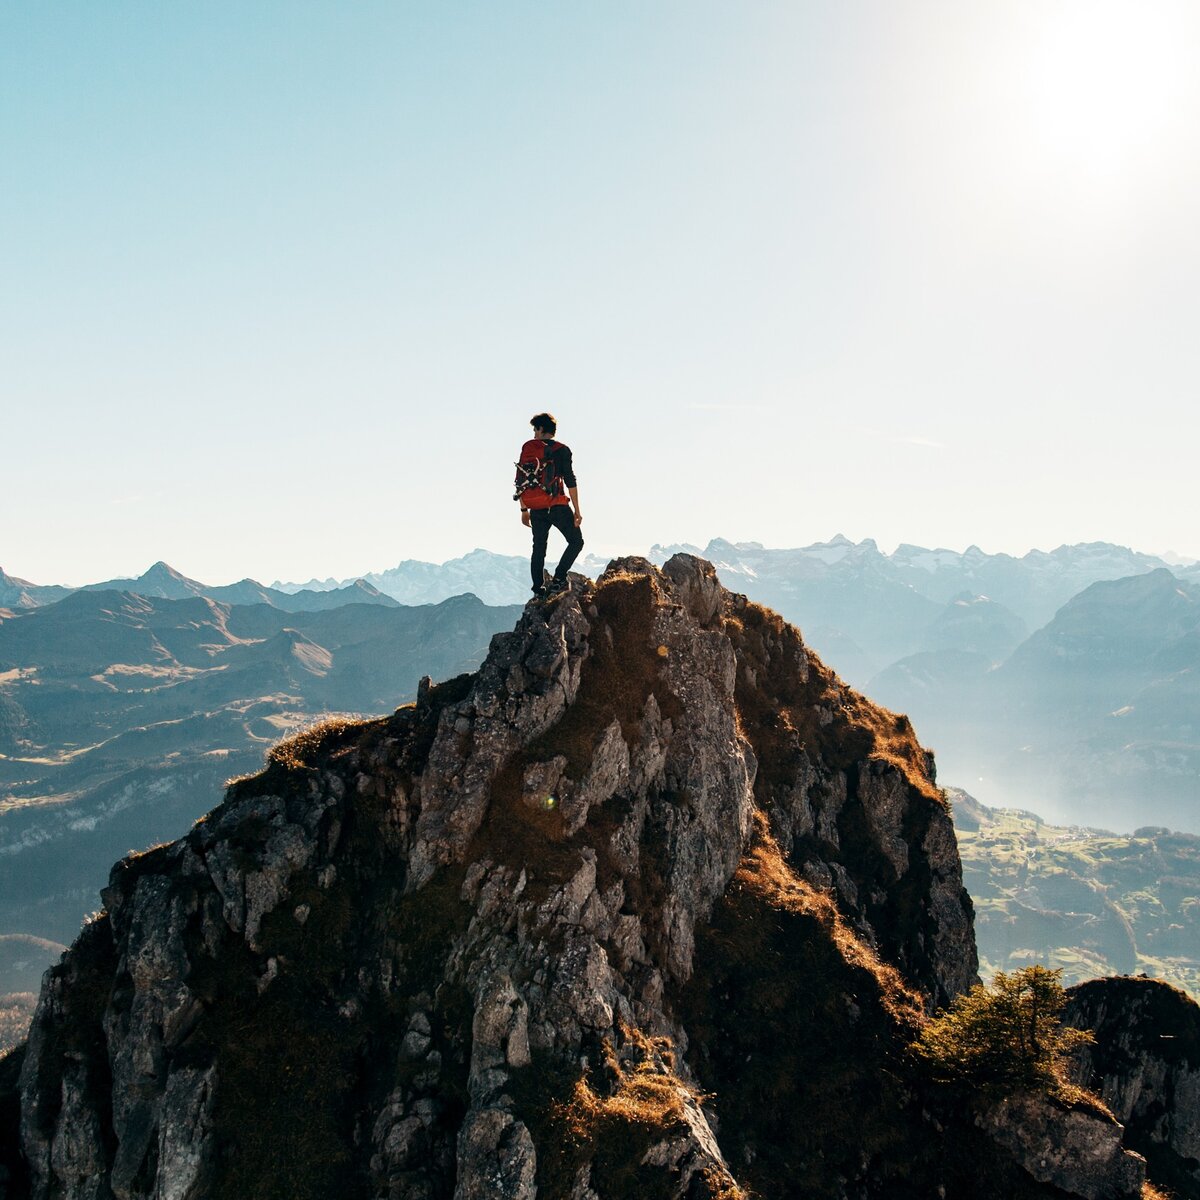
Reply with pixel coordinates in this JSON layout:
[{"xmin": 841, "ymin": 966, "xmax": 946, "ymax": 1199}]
[{"xmin": 513, "ymin": 439, "xmax": 565, "ymax": 506}]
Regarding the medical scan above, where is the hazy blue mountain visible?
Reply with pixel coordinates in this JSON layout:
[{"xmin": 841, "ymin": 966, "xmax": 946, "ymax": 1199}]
[
  {"xmin": 918, "ymin": 593, "xmax": 1028, "ymax": 661},
  {"xmin": 0, "ymin": 567, "xmax": 72, "ymax": 610},
  {"xmin": 0, "ymin": 587, "xmax": 521, "ymax": 974},
  {"xmin": 999, "ymin": 567, "xmax": 1200, "ymax": 703},
  {"xmin": 275, "ymin": 548, "xmax": 615, "ymax": 606},
  {"xmin": 873, "ymin": 571, "xmax": 1200, "ymax": 831},
  {"xmin": 640, "ymin": 535, "xmax": 1173, "ymax": 686},
  {"xmin": 888, "ymin": 541, "xmax": 1172, "ymax": 627},
  {"xmin": 75, "ymin": 560, "xmax": 400, "ymax": 612},
  {"xmin": 268, "ymin": 537, "xmax": 1179, "ymax": 680}
]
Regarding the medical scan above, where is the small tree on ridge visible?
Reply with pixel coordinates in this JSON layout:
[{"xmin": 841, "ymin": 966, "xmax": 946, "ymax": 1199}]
[{"xmin": 914, "ymin": 965, "xmax": 1093, "ymax": 1094}]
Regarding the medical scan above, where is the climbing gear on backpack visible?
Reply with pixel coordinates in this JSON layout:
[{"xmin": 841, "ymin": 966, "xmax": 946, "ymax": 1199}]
[{"xmin": 513, "ymin": 440, "xmax": 565, "ymax": 503}]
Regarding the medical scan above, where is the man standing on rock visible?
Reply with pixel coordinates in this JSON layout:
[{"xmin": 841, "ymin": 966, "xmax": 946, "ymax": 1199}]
[{"xmin": 514, "ymin": 412, "xmax": 584, "ymax": 599}]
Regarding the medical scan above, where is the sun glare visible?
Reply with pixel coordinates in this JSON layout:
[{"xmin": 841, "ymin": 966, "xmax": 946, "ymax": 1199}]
[{"xmin": 1018, "ymin": 1, "xmax": 1190, "ymax": 184}]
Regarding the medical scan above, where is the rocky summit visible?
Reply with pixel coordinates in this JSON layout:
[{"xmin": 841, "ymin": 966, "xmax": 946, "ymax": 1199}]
[{"xmin": 0, "ymin": 556, "xmax": 1162, "ymax": 1199}]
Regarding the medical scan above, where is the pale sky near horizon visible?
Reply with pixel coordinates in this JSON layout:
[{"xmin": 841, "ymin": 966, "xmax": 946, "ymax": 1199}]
[{"xmin": 4, "ymin": 2, "xmax": 1200, "ymax": 587}]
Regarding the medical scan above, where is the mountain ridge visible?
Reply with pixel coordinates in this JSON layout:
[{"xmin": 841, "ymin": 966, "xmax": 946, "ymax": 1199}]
[{"xmin": 0, "ymin": 555, "xmax": 1165, "ymax": 1200}]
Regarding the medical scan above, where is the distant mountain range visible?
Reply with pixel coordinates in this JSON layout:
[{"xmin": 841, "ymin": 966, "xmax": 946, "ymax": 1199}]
[
  {"xmin": 0, "ymin": 567, "xmax": 72, "ymax": 610},
  {"xmin": 0, "ymin": 578, "xmax": 521, "ymax": 976},
  {"xmin": 651, "ymin": 536, "xmax": 1199, "ymax": 672},
  {"xmin": 271, "ymin": 535, "xmax": 1198, "ymax": 626},
  {"xmin": 267, "ymin": 538, "xmax": 1200, "ymax": 831},
  {"xmin": 872, "ymin": 568, "xmax": 1200, "ymax": 830},
  {"xmin": 88, "ymin": 560, "xmax": 402, "ymax": 611},
  {"xmin": 275, "ymin": 549, "xmax": 611, "ymax": 607}
]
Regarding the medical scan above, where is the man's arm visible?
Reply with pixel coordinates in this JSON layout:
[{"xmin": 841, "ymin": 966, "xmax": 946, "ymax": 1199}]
[{"xmin": 560, "ymin": 446, "xmax": 582, "ymax": 526}]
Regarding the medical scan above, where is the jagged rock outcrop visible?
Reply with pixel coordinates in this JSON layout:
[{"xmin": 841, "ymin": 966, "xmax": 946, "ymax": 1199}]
[
  {"xmin": 0, "ymin": 556, "xmax": 1148, "ymax": 1199},
  {"xmin": 1067, "ymin": 976, "xmax": 1200, "ymax": 1198},
  {"xmin": 974, "ymin": 1091, "xmax": 1145, "ymax": 1200}
]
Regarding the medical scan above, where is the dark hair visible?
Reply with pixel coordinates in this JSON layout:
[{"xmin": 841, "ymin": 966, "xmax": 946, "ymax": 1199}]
[{"xmin": 530, "ymin": 412, "xmax": 557, "ymax": 436}]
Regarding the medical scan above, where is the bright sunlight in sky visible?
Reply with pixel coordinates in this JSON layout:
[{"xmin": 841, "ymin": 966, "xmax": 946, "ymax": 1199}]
[
  {"xmin": 3, "ymin": 1, "xmax": 1199, "ymax": 584},
  {"xmin": 980, "ymin": 1, "xmax": 1195, "ymax": 232}
]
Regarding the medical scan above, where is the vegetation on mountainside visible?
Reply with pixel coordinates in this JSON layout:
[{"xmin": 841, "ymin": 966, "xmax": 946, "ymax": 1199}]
[
  {"xmin": 915, "ymin": 966, "xmax": 1095, "ymax": 1101},
  {"xmin": 952, "ymin": 791, "xmax": 1200, "ymax": 998},
  {"xmin": 527, "ymin": 1025, "xmax": 747, "ymax": 1200},
  {"xmin": 0, "ymin": 992, "xmax": 36, "ymax": 1054}
]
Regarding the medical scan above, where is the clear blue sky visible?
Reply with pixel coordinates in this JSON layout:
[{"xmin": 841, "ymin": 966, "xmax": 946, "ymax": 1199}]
[{"xmin": 5, "ymin": 1, "xmax": 1199, "ymax": 586}]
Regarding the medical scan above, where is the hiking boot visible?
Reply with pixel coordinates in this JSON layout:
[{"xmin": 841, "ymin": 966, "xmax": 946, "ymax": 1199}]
[
  {"xmin": 530, "ymin": 583, "xmax": 548, "ymax": 601},
  {"xmin": 545, "ymin": 577, "xmax": 569, "ymax": 597}
]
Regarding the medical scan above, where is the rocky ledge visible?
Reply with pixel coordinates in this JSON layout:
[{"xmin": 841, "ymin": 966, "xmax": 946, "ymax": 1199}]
[
  {"xmin": 0, "ymin": 556, "xmax": 1153, "ymax": 1199},
  {"xmin": 1067, "ymin": 975, "xmax": 1200, "ymax": 1198}
]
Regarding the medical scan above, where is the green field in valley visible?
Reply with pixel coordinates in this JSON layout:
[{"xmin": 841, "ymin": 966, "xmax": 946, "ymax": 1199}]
[{"xmin": 952, "ymin": 789, "xmax": 1200, "ymax": 999}]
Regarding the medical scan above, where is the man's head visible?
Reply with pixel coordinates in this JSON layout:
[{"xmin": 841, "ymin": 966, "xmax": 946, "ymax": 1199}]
[{"xmin": 530, "ymin": 412, "xmax": 557, "ymax": 438}]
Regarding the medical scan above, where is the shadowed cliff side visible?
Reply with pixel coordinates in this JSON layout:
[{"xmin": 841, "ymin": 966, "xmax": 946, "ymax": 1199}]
[
  {"xmin": 0, "ymin": 556, "xmax": 1148, "ymax": 1199},
  {"xmin": 1067, "ymin": 977, "xmax": 1200, "ymax": 1199}
]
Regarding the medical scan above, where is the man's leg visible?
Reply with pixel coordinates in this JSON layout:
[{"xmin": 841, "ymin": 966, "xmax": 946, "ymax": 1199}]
[
  {"xmin": 547, "ymin": 505, "xmax": 585, "ymax": 582},
  {"xmin": 529, "ymin": 510, "xmax": 552, "ymax": 590}
]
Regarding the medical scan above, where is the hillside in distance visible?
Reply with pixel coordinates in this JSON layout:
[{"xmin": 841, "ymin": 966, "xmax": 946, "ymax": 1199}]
[
  {"xmin": 876, "ymin": 569, "xmax": 1200, "ymax": 831},
  {"xmin": 0, "ymin": 568, "xmax": 73, "ymax": 611},
  {"xmin": 953, "ymin": 790, "xmax": 1200, "ymax": 998},
  {"xmin": 0, "ymin": 586, "xmax": 521, "ymax": 969}
]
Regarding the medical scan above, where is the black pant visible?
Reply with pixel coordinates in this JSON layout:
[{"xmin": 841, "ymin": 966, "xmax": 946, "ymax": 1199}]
[{"xmin": 529, "ymin": 506, "xmax": 584, "ymax": 588}]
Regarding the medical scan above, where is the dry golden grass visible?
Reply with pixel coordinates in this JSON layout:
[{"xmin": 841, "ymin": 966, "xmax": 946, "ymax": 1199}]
[
  {"xmin": 1053, "ymin": 1079, "xmax": 1114, "ymax": 1120},
  {"xmin": 560, "ymin": 1026, "xmax": 689, "ymax": 1141},
  {"xmin": 1143, "ymin": 1183, "xmax": 1174, "ymax": 1200},
  {"xmin": 225, "ymin": 713, "xmax": 384, "ymax": 794},
  {"xmin": 265, "ymin": 715, "xmax": 367, "ymax": 771},
  {"xmin": 737, "ymin": 812, "xmax": 924, "ymax": 1023},
  {"xmin": 842, "ymin": 691, "xmax": 946, "ymax": 808},
  {"xmin": 697, "ymin": 1167, "xmax": 750, "ymax": 1200},
  {"xmin": 725, "ymin": 598, "xmax": 944, "ymax": 808},
  {"xmin": 548, "ymin": 1024, "xmax": 749, "ymax": 1200}
]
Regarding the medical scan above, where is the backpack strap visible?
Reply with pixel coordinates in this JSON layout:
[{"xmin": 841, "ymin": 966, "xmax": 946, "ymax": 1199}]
[{"xmin": 539, "ymin": 441, "xmax": 564, "ymax": 497}]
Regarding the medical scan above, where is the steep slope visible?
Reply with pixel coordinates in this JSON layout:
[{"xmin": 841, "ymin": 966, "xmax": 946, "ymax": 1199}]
[
  {"xmin": 1066, "ymin": 977, "xmax": 1200, "ymax": 1198},
  {"xmin": 999, "ymin": 568, "xmax": 1200, "ymax": 712},
  {"xmin": 0, "ymin": 557, "xmax": 1147, "ymax": 1200}
]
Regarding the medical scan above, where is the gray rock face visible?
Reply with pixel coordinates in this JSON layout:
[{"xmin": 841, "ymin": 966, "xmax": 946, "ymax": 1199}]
[
  {"xmin": 1066, "ymin": 976, "xmax": 1200, "ymax": 1198},
  {"xmin": 975, "ymin": 1092, "xmax": 1145, "ymax": 1200},
  {"xmin": 0, "ymin": 555, "xmax": 1135, "ymax": 1199}
]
